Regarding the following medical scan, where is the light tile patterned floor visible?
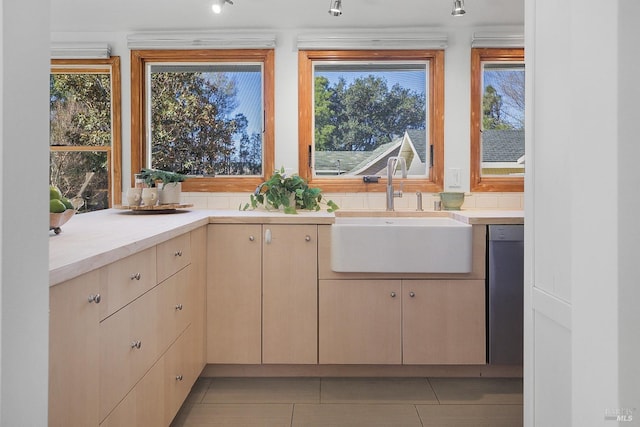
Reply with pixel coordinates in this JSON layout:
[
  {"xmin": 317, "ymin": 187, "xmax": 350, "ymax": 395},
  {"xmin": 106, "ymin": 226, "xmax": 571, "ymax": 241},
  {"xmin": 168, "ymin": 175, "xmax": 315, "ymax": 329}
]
[{"xmin": 171, "ymin": 377, "xmax": 523, "ymax": 427}]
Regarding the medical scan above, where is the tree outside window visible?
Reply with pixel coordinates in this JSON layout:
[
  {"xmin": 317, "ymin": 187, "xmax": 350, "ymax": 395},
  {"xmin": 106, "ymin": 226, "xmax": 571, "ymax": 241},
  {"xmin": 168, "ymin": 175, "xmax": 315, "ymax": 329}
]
[
  {"xmin": 50, "ymin": 57, "xmax": 121, "ymax": 211},
  {"xmin": 131, "ymin": 49, "xmax": 274, "ymax": 193},
  {"xmin": 299, "ymin": 50, "xmax": 444, "ymax": 193},
  {"xmin": 471, "ymin": 48, "xmax": 525, "ymax": 192}
]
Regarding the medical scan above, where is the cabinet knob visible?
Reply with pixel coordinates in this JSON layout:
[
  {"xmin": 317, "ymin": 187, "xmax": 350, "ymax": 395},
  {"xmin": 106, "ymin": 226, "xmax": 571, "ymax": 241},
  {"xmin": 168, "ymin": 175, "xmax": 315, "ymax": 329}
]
[
  {"xmin": 409, "ymin": 292, "xmax": 415, "ymax": 298},
  {"xmin": 130, "ymin": 272, "xmax": 141, "ymax": 281},
  {"xmin": 390, "ymin": 292, "xmax": 396, "ymax": 298},
  {"xmin": 175, "ymin": 303, "xmax": 183, "ymax": 311},
  {"xmin": 130, "ymin": 340, "xmax": 142, "ymax": 349},
  {"xmin": 88, "ymin": 294, "xmax": 101, "ymax": 304},
  {"xmin": 176, "ymin": 374, "xmax": 184, "ymax": 381},
  {"xmin": 249, "ymin": 235, "xmax": 255, "ymax": 241},
  {"xmin": 305, "ymin": 235, "xmax": 311, "ymax": 242},
  {"xmin": 174, "ymin": 250, "xmax": 183, "ymax": 257}
]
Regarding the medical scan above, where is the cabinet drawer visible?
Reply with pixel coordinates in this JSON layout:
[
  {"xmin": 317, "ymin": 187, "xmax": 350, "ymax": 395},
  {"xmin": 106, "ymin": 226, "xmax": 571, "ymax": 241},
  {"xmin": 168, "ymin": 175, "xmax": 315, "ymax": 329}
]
[
  {"xmin": 99, "ymin": 281, "xmax": 162, "ymax": 422},
  {"xmin": 157, "ymin": 266, "xmax": 193, "ymax": 354},
  {"xmin": 99, "ymin": 356, "xmax": 165, "ymax": 427},
  {"xmin": 100, "ymin": 247, "xmax": 157, "ymax": 320},
  {"xmin": 165, "ymin": 325, "xmax": 198, "ymax": 424},
  {"xmin": 157, "ymin": 233, "xmax": 191, "ymax": 283}
]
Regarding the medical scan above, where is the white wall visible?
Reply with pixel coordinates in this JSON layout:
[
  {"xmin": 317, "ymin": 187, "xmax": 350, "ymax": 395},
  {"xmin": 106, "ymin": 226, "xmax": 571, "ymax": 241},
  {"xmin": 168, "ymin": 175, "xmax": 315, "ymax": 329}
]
[
  {"xmin": 0, "ymin": 0, "xmax": 51, "ymax": 425},
  {"xmin": 52, "ymin": 25, "xmax": 525, "ymax": 209},
  {"xmin": 526, "ymin": 0, "xmax": 640, "ymax": 425}
]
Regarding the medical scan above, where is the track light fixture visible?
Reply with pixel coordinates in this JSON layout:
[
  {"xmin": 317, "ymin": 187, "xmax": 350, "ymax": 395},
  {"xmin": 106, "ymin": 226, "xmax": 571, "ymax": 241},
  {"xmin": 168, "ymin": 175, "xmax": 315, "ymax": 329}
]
[
  {"xmin": 212, "ymin": 0, "xmax": 233, "ymax": 14},
  {"xmin": 329, "ymin": 0, "xmax": 342, "ymax": 16},
  {"xmin": 451, "ymin": 0, "xmax": 466, "ymax": 16}
]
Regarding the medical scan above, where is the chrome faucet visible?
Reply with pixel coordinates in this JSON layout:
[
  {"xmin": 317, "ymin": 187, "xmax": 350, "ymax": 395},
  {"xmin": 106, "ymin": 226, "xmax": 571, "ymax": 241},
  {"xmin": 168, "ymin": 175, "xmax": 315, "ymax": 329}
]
[{"xmin": 386, "ymin": 156, "xmax": 407, "ymax": 211}]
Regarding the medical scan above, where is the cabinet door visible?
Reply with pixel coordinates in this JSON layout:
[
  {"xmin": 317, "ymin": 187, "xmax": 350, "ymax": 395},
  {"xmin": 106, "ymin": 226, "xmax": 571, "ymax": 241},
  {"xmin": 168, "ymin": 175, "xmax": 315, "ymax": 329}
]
[
  {"xmin": 319, "ymin": 280, "xmax": 402, "ymax": 364},
  {"xmin": 49, "ymin": 269, "xmax": 101, "ymax": 427},
  {"xmin": 207, "ymin": 224, "xmax": 262, "ymax": 363},
  {"xmin": 402, "ymin": 280, "xmax": 486, "ymax": 364},
  {"xmin": 262, "ymin": 224, "xmax": 318, "ymax": 364}
]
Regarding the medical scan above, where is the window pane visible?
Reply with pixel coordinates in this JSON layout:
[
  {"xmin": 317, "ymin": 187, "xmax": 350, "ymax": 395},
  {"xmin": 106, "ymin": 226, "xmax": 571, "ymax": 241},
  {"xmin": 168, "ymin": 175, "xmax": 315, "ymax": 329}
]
[
  {"xmin": 313, "ymin": 62, "xmax": 428, "ymax": 177},
  {"xmin": 481, "ymin": 63, "xmax": 525, "ymax": 177},
  {"xmin": 50, "ymin": 73, "xmax": 112, "ymax": 147},
  {"xmin": 148, "ymin": 63, "xmax": 263, "ymax": 177},
  {"xmin": 50, "ymin": 151, "xmax": 109, "ymax": 212}
]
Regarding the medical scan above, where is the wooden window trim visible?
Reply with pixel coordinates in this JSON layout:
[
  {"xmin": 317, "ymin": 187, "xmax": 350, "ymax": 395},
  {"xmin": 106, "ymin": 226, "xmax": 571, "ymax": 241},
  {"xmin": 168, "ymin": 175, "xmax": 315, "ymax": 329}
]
[
  {"xmin": 298, "ymin": 50, "xmax": 444, "ymax": 193},
  {"xmin": 130, "ymin": 49, "xmax": 275, "ymax": 193},
  {"xmin": 470, "ymin": 48, "xmax": 524, "ymax": 192},
  {"xmin": 51, "ymin": 57, "xmax": 122, "ymax": 205}
]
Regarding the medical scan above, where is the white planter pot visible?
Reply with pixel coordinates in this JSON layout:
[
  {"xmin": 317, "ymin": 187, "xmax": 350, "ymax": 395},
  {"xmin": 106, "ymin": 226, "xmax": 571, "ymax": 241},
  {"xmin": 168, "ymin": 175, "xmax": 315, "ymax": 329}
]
[{"xmin": 158, "ymin": 182, "xmax": 182, "ymax": 205}]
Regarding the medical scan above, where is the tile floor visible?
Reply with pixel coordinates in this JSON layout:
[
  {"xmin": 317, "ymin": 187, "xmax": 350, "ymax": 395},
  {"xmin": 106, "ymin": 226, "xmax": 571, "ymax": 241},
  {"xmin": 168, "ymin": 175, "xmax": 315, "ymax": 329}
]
[{"xmin": 170, "ymin": 377, "xmax": 523, "ymax": 427}]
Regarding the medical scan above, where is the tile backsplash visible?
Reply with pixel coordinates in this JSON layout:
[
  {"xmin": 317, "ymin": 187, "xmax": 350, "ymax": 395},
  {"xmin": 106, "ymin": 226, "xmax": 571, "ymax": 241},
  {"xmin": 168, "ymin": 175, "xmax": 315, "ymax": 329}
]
[{"xmin": 181, "ymin": 192, "xmax": 524, "ymax": 211}]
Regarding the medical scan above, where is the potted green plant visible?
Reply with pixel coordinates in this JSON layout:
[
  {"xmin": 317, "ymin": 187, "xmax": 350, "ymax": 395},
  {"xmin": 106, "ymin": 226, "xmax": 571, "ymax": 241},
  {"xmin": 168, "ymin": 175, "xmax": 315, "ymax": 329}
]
[
  {"xmin": 241, "ymin": 167, "xmax": 339, "ymax": 214},
  {"xmin": 138, "ymin": 168, "xmax": 186, "ymax": 204}
]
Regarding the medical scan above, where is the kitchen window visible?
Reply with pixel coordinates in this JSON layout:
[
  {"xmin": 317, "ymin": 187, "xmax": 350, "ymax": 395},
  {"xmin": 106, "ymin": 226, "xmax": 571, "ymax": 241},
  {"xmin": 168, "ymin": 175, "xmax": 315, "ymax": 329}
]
[
  {"xmin": 50, "ymin": 57, "xmax": 122, "ymax": 211},
  {"xmin": 298, "ymin": 50, "xmax": 444, "ymax": 193},
  {"xmin": 470, "ymin": 48, "xmax": 525, "ymax": 192},
  {"xmin": 130, "ymin": 49, "xmax": 274, "ymax": 192}
]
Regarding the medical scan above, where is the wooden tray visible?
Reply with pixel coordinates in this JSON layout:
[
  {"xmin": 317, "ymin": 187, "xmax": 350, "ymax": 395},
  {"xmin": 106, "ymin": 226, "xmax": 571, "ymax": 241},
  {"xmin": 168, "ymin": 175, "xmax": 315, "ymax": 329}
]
[{"xmin": 115, "ymin": 203, "xmax": 193, "ymax": 213}]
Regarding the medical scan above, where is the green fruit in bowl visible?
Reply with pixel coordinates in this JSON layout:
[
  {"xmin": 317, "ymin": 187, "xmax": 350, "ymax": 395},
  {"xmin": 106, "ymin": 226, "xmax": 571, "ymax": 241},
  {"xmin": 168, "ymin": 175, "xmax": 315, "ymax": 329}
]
[
  {"xmin": 50, "ymin": 185, "xmax": 62, "ymax": 200},
  {"xmin": 50, "ymin": 199, "xmax": 66, "ymax": 213},
  {"xmin": 61, "ymin": 197, "xmax": 74, "ymax": 210}
]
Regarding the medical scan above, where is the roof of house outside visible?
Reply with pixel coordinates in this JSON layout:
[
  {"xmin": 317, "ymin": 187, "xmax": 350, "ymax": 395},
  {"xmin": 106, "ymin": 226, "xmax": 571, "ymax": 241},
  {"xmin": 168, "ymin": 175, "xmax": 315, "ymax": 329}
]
[
  {"xmin": 314, "ymin": 129, "xmax": 429, "ymax": 176},
  {"xmin": 482, "ymin": 129, "xmax": 525, "ymax": 162},
  {"xmin": 405, "ymin": 129, "xmax": 427, "ymax": 163}
]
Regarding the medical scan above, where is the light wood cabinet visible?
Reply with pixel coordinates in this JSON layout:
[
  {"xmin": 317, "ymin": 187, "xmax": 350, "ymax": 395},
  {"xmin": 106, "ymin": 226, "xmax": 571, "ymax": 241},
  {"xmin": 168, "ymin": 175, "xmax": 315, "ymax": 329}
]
[
  {"xmin": 402, "ymin": 280, "xmax": 486, "ymax": 364},
  {"xmin": 99, "ymin": 246, "xmax": 157, "ymax": 320},
  {"xmin": 207, "ymin": 224, "xmax": 262, "ymax": 364},
  {"xmin": 319, "ymin": 280, "xmax": 402, "ymax": 364},
  {"xmin": 207, "ymin": 223, "xmax": 318, "ymax": 365},
  {"xmin": 49, "ymin": 269, "xmax": 101, "ymax": 427},
  {"xmin": 99, "ymin": 279, "xmax": 161, "ymax": 421},
  {"xmin": 263, "ymin": 224, "xmax": 318, "ymax": 364},
  {"xmin": 164, "ymin": 324, "xmax": 198, "ymax": 423},
  {"xmin": 100, "ymin": 356, "xmax": 165, "ymax": 427},
  {"xmin": 50, "ymin": 226, "xmax": 207, "ymax": 427},
  {"xmin": 318, "ymin": 279, "xmax": 486, "ymax": 365},
  {"xmin": 157, "ymin": 233, "xmax": 191, "ymax": 283}
]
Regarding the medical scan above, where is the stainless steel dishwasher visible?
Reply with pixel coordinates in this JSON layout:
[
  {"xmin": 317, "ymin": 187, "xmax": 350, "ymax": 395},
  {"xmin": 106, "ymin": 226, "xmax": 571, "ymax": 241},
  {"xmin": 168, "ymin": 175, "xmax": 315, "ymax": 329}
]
[{"xmin": 488, "ymin": 224, "xmax": 524, "ymax": 365}]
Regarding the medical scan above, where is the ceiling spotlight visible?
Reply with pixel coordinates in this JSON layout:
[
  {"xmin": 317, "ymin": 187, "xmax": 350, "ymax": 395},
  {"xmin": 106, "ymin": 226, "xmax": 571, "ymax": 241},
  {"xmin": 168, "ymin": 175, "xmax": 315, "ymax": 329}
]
[
  {"xmin": 212, "ymin": 0, "xmax": 233, "ymax": 14},
  {"xmin": 451, "ymin": 0, "xmax": 466, "ymax": 16},
  {"xmin": 329, "ymin": 0, "xmax": 342, "ymax": 16}
]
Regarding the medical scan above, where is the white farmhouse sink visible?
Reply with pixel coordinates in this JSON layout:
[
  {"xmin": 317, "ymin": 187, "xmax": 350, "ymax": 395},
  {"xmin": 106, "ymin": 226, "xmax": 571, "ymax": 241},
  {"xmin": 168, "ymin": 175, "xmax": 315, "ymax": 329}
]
[{"xmin": 331, "ymin": 216, "xmax": 473, "ymax": 273}]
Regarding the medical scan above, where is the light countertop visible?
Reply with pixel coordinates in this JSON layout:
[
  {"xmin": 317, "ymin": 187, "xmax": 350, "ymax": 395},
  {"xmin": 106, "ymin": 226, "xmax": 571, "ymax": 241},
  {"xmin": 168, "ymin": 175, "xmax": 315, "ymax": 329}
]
[{"xmin": 49, "ymin": 208, "xmax": 522, "ymax": 286}]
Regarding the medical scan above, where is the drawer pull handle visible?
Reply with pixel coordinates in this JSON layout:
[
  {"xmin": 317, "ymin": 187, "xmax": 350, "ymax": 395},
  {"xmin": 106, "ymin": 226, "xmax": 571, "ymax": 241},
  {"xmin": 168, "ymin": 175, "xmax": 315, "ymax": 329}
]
[
  {"xmin": 305, "ymin": 235, "xmax": 311, "ymax": 242},
  {"xmin": 130, "ymin": 340, "xmax": 142, "ymax": 349},
  {"xmin": 176, "ymin": 375, "xmax": 183, "ymax": 381},
  {"xmin": 249, "ymin": 235, "xmax": 255, "ymax": 241},
  {"xmin": 130, "ymin": 273, "xmax": 141, "ymax": 281},
  {"xmin": 87, "ymin": 294, "xmax": 101, "ymax": 304},
  {"xmin": 174, "ymin": 250, "xmax": 183, "ymax": 257},
  {"xmin": 390, "ymin": 292, "xmax": 396, "ymax": 298},
  {"xmin": 175, "ymin": 304, "xmax": 183, "ymax": 311},
  {"xmin": 409, "ymin": 292, "xmax": 416, "ymax": 298}
]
